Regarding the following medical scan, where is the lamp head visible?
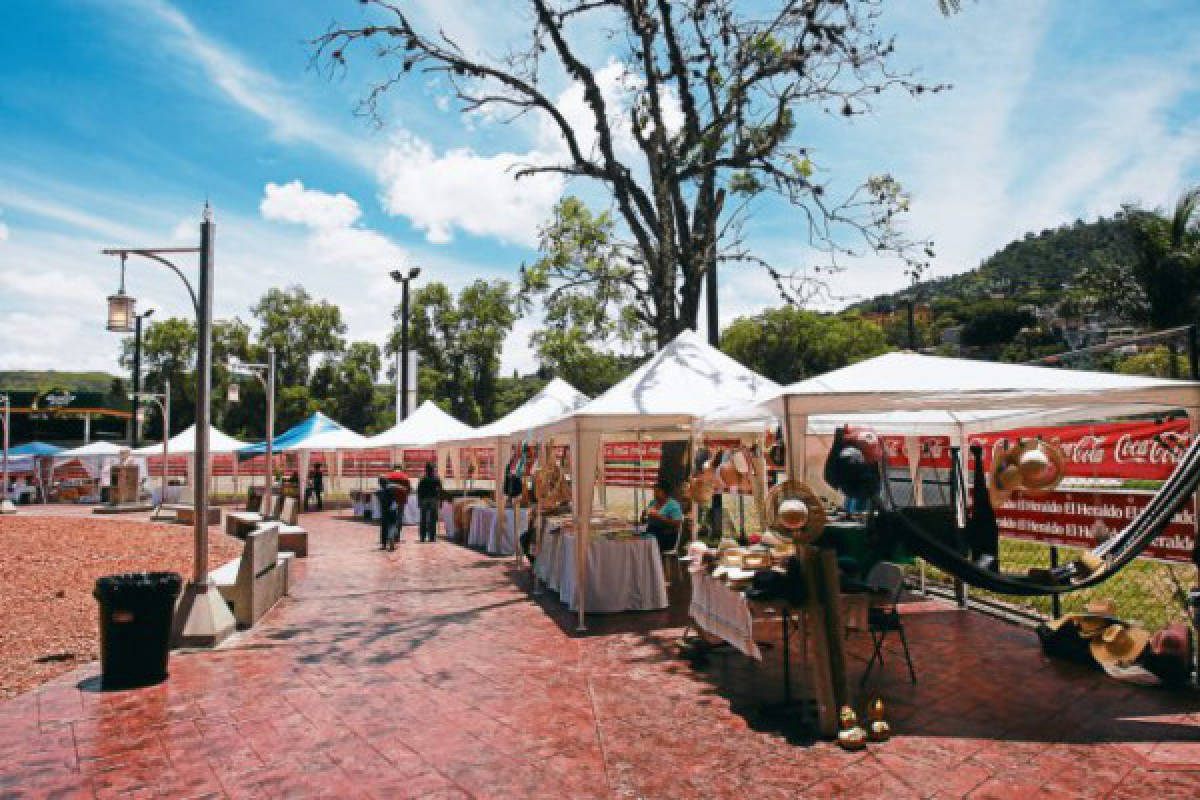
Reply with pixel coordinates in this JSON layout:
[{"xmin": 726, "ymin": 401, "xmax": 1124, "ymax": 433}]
[
  {"xmin": 408, "ymin": 266, "xmax": 421, "ymax": 280},
  {"xmin": 142, "ymin": 308, "xmax": 155, "ymax": 319},
  {"xmin": 106, "ymin": 291, "xmax": 136, "ymax": 333},
  {"xmin": 389, "ymin": 269, "xmax": 404, "ymax": 283}
]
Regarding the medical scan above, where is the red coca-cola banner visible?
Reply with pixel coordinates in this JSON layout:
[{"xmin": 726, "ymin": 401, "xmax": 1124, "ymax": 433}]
[
  {"xmin": 602, "ymin": 438, "xmax": 746, "ymax": 488},
  {"xmin": 881, "ymin": 418, "xmax": 1191, "ymax": 481},
  {"xmin": 993, "ymin": 490, "xmax": 1195, "ymax": 563}
]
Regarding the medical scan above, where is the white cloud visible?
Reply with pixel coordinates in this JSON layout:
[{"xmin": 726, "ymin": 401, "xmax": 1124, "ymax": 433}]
[
  {"xmin": 0, "ymin": 268, "xmax": 105, "ymax": 304},
  {"xmin": 376, "ymin": 133, "xmax": 564, "ymax": 246},
  {"xmin": 260, "ymin": 181, "xmax": 362, "ymax": 230},
  {"xmin": 0, "ymin": 221, "xmax": 8, "ymax": 242},
  {"xmin": 259, "ymin": 181, "xmax": 407, "ymax": 274},
  {"xmin": 115, "ymin": 0, "xmax": 376, "ymax": 169}
]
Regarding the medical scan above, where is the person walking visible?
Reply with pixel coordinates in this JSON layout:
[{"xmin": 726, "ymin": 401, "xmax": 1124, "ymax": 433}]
[
  {"xmin": 376, "ymin": 476, "xmax": 397, "ymax": 550},
  {"xmin": 304, "ymin": 463, "xmax": 325, "ymax": 511},
  {"xmin": 417, "ymin": 462, "xmax": 442, "ymax": 543},
  {"xmin": 388, "ymin": 468, "xmax": 412, "ymax": 546}
]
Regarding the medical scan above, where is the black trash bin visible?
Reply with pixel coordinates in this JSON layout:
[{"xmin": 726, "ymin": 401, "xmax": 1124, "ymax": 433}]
[{"xmin": 93, "ymin": 571, "xmax": 182, "ymax": 689}]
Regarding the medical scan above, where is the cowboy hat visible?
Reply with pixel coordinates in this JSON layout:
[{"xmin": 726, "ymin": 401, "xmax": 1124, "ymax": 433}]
[{"xmin": 1089, "ymin": 623, "xmax": 1151, "ymax": 668}]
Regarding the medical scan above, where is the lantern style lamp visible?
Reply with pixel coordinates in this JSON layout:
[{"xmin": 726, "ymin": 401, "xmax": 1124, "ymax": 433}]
[
  {"xmin": 106, "ymin": 255, "xmax": 136, "ymax": 333},
  {"xmin": 226, "ymin": 382, "xmax": 240, "ymax": 404}
]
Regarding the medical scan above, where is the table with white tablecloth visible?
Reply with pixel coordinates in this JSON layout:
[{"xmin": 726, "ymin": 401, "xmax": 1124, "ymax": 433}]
[
  {"xmin": 465, "ymin": 505, "xmax": 528, "ymax": 555},
  {"xmin": 351, "ymin": 490, "xmax": 417, "ymax": 525},
  {"xmin": 689, "ymin": 570, "xmax": 762, "ymax": 660},
  {"xmin": 150, "ymin": 484, "xmax": 182, "ymax": 507},
  {"xmin": 688, "ymin": 569, "xmax": 869, "ymax": 662},
  {"xmin": 551, "ymin": 531, "xmax": 668, "ymax": 613},
  {"xmin": 534, "ymin": 526, "xmax": 566, "ymax": 590}
]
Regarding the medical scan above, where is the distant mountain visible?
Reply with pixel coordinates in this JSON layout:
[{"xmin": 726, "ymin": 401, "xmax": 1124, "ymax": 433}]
[
  {"xmin": 0, "ymin": 370, "xmax": 123, "ymax": 393},
  {"xmin": 851, "ymin": 213, "xmax": 1140, "ymax": 311}
]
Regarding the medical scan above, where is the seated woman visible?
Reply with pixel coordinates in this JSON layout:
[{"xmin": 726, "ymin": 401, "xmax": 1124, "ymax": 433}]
[{"xmin": 641, "ymin": 479, "xmax": 684, "ymax": 554}]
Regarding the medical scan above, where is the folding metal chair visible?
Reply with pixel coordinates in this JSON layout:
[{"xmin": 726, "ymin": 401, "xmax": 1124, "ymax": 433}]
[{"xmin": 861, "ymin": 561, "xmax": 917, "ymax": 686}]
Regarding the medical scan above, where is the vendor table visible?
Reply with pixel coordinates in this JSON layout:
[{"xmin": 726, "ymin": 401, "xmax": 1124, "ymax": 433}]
[
  {"xmin": 150, "ymin": 485, "xmax": 182, "ymax": 507},
  {"xmin": 350, "ymin": 490, "xmax": 417, "ymax": 525},
  {"xmin": 556, "ymin": 531, "xmax": 668, "ymax": 613},
  {"xmin": 465, "ymin": 506, "xmax": 528, "ymax": 555},
  {"xmin": 689, "ymin": 567, "xmax": 871, "ymax": 660},
  {"xmin": 487, "ymin": 507, "xmax": 528, "ymax": 555},
  {"xmin": 688, "ymin": 570, "xmax": 763, "ymax": 660}
]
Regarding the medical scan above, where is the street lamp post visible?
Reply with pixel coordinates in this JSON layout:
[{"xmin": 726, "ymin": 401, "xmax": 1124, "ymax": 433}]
[
  {"xmin": 130, "ymin": 309, "xmax": 155, "ymax": 449},
  {"xmin": 229, "ymin": 349, "xmax": 275, "ymax": 517},
  {"xmin": 389, "ymin": 266, "xmax": 421, "ymax": 421},
  {"xmin": 0, "ymin": 394, "xmax": 13, "ymax": 515},
  {"xmin": 131, "ymin": 380, "xmax": 170, "ymax": 519},
  {"xmin": 102, "ymin": 204, "xmax": 234, "ymax": 648}
]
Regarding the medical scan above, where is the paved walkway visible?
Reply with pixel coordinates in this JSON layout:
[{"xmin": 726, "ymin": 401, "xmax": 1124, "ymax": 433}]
[{"xmin": 1, "ymin": 509, "xmax": 1198, "ymax": 798}]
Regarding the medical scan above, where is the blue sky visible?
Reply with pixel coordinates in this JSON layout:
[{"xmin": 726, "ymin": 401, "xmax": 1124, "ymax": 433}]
[{"xmin": 1, "ymin": 0, "xmax": 1198, "ymax": 378}]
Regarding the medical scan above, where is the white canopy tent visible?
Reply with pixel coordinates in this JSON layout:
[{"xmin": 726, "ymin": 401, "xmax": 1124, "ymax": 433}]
[
  {"xmin": 436, "ymin": 377, "xmax": 590, "ymax": 551},
  {"xmin": 531, "ymin": 329, "xmax": 781, "ymax": 628},
  {"xmin": 364, "ymin": 400, "xmax": 474, "ymax": 449},
  {"xmin": 702, "ymin": 351, "xmax": 1200, "ymax": 506},
  {"xmin": 132, "ymin": 423, "xmax": 249, "ymax": 502},
  {"xmin": 52, "ymin": 440, "xmax": 147, "ymax": 494},
  {"xmin": 132, "ymin": 423, "xmax": 247, "ymax": 455},
  {"xmin": 438, "ymin": 377, "xmax": 590, "ymax": 485}
]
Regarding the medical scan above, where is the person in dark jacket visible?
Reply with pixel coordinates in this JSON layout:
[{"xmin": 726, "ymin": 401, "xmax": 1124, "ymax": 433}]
[
  {"xmin": 376, "ymin": 477, "xmax": 397, "ymax": 550},
  {"xmin": 416, "ymin": 462, "xmax": 443, "ymax": 542},
  {"xmin": 304, "ymin": 463, "xmax": 325, "ymax": 511}
]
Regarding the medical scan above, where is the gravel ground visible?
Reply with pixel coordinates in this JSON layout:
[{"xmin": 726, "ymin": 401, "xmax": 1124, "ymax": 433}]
[{"xmin": 0, "ymin": 515, "xmax": 243, "ymax": 699}]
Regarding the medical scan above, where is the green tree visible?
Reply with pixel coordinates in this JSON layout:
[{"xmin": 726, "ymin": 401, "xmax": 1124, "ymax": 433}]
[
  {"xmin": 522, "ymin": 196, "xmax": 650, "ymax": 396},
  {"xmin": 251, "ymin": 286, "xmax": 347, "ymax": 387},
  {"xmin": 1081, "ymin": 189, "xmax": 1200, "ymax": 330},
  {"xmin": 121, "ymin": 316, "xmax": 197, "ymax": 439},
  {"xmin": 389, "ymin": 280, "xmax": 517, "ymax": 425},
  {"xmin": 1115, "ymin": 346, "xmax": 1189, "ymax": 379},
  {"xmin": 318, "ymin": 0, "xmax": 942, "ymax": 346},
  {"xmin": 311, "ymin": 341, "xmax": 382, "ymax": 433},
  {"xmin": 721, "ymin": 307, "xmax": 888, "ymax": 384},
  {"xmin": 958, "ymin": 301, "xmax": 1035, "ymax": 351}
]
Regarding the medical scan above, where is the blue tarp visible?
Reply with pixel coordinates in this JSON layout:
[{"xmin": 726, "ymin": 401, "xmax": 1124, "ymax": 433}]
[
  {"xmin": 237, "ymin": 411, "xmax": 347, "ymax": 455},
  {"xmin": 9, "ymin": 441, "xmax": 65, "ymax": 456}
]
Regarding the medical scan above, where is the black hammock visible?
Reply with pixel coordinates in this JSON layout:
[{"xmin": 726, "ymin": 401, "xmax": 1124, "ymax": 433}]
[{"xmin": 873, "ymin": 432, "xmax": 1200, "ymax": 597}]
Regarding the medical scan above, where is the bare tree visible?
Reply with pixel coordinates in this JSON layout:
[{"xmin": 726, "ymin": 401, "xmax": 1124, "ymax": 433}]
[{"xmin": 315, "ymin": 0, "xmax": 946, "ymax": 346}]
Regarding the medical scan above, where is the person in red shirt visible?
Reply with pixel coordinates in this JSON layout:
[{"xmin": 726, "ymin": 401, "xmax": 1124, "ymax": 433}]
[{"xmin": 386, "ymin": 468, "xmax": 411, "ymax": 547}]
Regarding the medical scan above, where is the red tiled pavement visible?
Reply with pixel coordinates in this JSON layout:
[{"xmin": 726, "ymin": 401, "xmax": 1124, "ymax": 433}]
[{"xmin": 1, "ymin": 507, "xmax": 1197, "ymax": 798}]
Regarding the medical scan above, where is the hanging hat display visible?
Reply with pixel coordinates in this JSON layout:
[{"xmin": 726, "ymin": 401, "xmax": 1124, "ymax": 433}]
[
  {"xmin": 824, "ymin": 426, "xmax": 883, "ymax": 502},
  {"xmin": 767, "ymin": 423, "xmax": 787, "ymax": 468},
  {"xmin": 1016, "ymin": 438, "xmax": 1066, "ymax": 491},
  {"xmin": 766, "ymin": 480, "xmax": 826, "ymax": 544}
]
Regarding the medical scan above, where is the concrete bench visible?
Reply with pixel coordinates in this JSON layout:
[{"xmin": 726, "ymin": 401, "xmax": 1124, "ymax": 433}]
[
  {"xmin": 174, "ymin": 506, "xmax": 222, "ymax": 526},
  {"xmin": 276, "ymin": 497, "xmax": 308, "ymax": 558},
  {"xmin": 164, "ymin": 487, "xmax": 221, "ymax": 526},
  {"xmin": 209, "ymin": 522, "xmax": 293, "ymax": 629},
  {"xmin": 226, "ymin": 493, "xmax": 284, "ymax": 539}
]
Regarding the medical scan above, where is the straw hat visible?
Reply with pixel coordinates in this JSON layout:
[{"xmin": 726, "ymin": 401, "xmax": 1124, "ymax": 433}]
[
  {"xmin": 766, "ymin": 480, "xmax": 827, "ymax": 544},
  {"xmin": 1016, "ymin": 439, "xmax": 1066, "ymax": 491},
  {"xmin": 1089, "ymin": 623, "xmax": 1151, "ymax": 668}
]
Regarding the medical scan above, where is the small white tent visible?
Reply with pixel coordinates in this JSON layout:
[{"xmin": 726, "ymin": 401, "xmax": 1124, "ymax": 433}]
[
  {"xmin": 52, "ymin": 441, "xmax": 145, "ymax": 493},
  {"xmin": 436, "ymin": 378, "xmax": 590, "ymax": 552},
  {"xmin": 133, "ymin": 424, "xmax": 247, "ymax": 455},
  {"xmin": 364, "ymin": 400, "xmax": 474, "ymax": 449},
  {"xmin": 532, "ymin": 329, "xmax": 781, "ymax": 627},
  {"xmin": 701, "ymin": 351, "xmax": 1200, "ymax": 505}
]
